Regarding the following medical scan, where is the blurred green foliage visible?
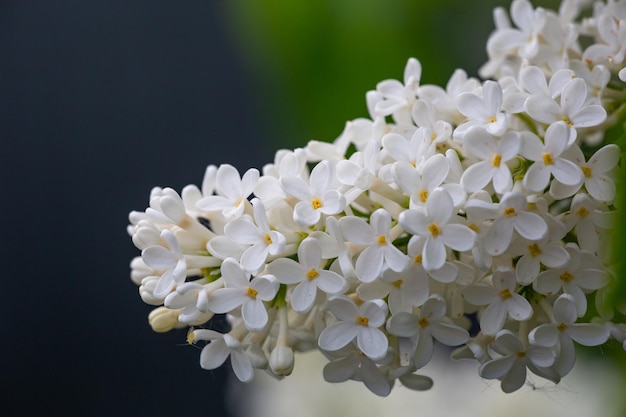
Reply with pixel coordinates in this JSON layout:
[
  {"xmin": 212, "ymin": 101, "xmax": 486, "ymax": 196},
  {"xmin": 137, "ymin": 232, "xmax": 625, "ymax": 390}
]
[{"xmin": 222, "ymin": 0, "xmax": 558, "ymax": 146}]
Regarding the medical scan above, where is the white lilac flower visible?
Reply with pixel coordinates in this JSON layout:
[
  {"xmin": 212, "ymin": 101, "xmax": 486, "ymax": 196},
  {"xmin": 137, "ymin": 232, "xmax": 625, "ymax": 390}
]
[
  {"xmin": 509, "ymin": 236, "xmax": 570, "ymax": 285},
  {"xmin": 322, "ymin": 344, "xmax": 394, "ymax": 397},
  {"xmin": 339, "ymin": 208, "xmax": 408, "ymax": 283},
  {"xmin": 569, "ymin": 60, "xmax": 611, "ymax": 105},
  {"xmin": 254, "ymin": 149, "xmax": 308, "ymax": 209},
  {"xmin": 195, "ymin": 164, "xmax": 259, "ymax": 220},
  {"xmin": 399, "ymin": 188, "xmax": 476, "ymax": 271},
  {"xmin": 410, "ymin": 99, "xmax": 453, "ymax": 146},
  {"xmin": 325, "ymin": 216, "xmax": 357, "ymax": 280},
  {"xmin": 141, "ymin": 230, "xmax": 187, "ymax": 299},
  {"xmin": 460, "ymin": 128, "xmax": 521, "ymax": 194},
  {"xmin": 533, "ymin": 243, "xmax": 609, "ymax": 316},
  {"xmin": 318, "ymin": 296, "xmax": 389, "ymax": 360},
  {"xmin": 208, "ymin": 258, "xmax": 278, "ymax": 332},
  {"xmin": 465, "ymin": 191, "xmax": 548, "ymax": 256},
  {"xmin": 454, "ymin": 80, "xmax": 508, "ymax": 141},
  {"xmin": 223, "ymin": 198, "xmax": 286, "ymax": 273},
  {"xmin": 559, "ymin": 193, "xmax": 614, "ymax": 252},
  {"xmin": 479, "ymin": 330, "xmax": 555, "ymax": 393},
  {"xmin": 463, "ymin": 268, "xmax": 533, "ymax": 335},
  {"xmin": 386, "ymin": 294, "xmax": 469, "ymax": 368},
  {"xmin": 130, "ymin": 219, "xmax": 162, "ymax": 251},
  {"xmin": 280, "ymin": 160, "xmax": 346, "ymax": 226},
  {"xmin": 336, "ymin": 140, "xmax": 381, "ymax": 202},
  {"xmin": 529, "ymin": 294, "xmax": 609, "ymax": 376},
  {"xmin": 144, "ymin": 187, "xmax": 187, "ymax": 225},
  {"xmin": 582, "ymin": 13, "xmax": 626, "ymax": 66},
  {"xmin": 483, "ymin": 0, "xmax": 548, "ymax": 69},
  {"xmin": 374, "ymin": 57, "xmax": 422, "ymax": 125},
  {"xmin": 267, "ymin": 237, "xmax": 347, "ymax": 313},
  {"xmin": 503, "ymin": 66, "xmax": 574, "ymax": 113},
  {"xmin": 357, "ymin": 264, "xmax": 426, "ymax": 315},
  {"xmin": 138, "ymin": 276, "xmax": 163, "ymax": 305},
  {"xmin": 550, "ymin": 143, "xmax": 620, "ymax": 202},
  {"xmin": 392, "ymin": 154, "xmax": 449, "ymax": 208},
  {"xmin": 525, "ymin": 78, "xmax": 607, "ymax": 144},
  {"xmin": 190, "ymin": 329, "xmax": 254, "ymax": 383},
  {"xmin": 521, "ymin": 121, "xmax": 583, "ymax": 193},
  {"xmin": 407, "ymin": 235, "xmax": 460, "ymax": 285},
  {"xmin": 164, "ymin": 280, "xmax": 219, "ymax": 324},
  {"xmin": 382, "ymin": 129, "xmax": 434, "ymax": 174}
]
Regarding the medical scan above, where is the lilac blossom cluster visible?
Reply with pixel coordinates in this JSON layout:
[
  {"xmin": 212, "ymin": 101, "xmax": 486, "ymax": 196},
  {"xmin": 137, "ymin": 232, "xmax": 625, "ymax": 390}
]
[{"xmin": 128, "ymin": 0, "xmax": 626, "ymax": 396}]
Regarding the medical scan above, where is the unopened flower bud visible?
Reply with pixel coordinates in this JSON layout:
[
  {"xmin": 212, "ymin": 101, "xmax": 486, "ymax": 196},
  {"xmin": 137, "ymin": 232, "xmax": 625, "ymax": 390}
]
[
  {"xmin": 148, "ymin": 307, "xmax": 180, "ymax": 333},
  {"xmin": 270, "ymin": 345, "xmax": 294, "ymax": 376}
]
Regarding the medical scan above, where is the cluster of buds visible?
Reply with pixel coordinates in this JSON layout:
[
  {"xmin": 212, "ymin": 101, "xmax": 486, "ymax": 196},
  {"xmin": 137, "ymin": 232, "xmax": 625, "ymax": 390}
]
[{"xmin": 128, "ymin": 0, "xmax": 626, "ymax": 396}]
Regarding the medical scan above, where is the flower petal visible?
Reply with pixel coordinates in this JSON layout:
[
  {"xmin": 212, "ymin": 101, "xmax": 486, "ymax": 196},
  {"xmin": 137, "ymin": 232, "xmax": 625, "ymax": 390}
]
[
  {"xmin": 230, "ymin": 351, "xmax": 254, "ymax": 383},
  {"xmin": 242, "ymin": 299, "xmax": 268, "ymax": 332},
  {"xmin": 318, "ymin": 321, "xmax": 358, "ymax": 351},
  {"xmin": 567, "ymin": 323, "xmax": 609, "ymax": 346},
  {"xmin": 357, "ymin": 327, "xmax": 389, "ymax": 360},
  {"xmin": 199, "ymin": 339, "xmax": 229, "ymax": 370},
  {"xmin": 431, "ymin": 322, "xmax": 469, "ymax": 346},
  {"xmin": 386, "ymin": 312, "xmax": 418, "ymax": 337},
  {"xmin": 290, "ymin": 281, "xmax": 318, "ymax": 313}
]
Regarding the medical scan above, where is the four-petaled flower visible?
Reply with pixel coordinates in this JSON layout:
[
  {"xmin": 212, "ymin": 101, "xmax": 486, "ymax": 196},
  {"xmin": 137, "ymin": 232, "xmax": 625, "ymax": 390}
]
[
  {"xmin": 268, "ymin": 237, "xmax": 347, "ymax": 313},
  {"xmin": 463, "ymin": 268, "xmax": 533, "ymax": 335},
  {"xmin": 208, "ymin": 258, "xmax": 279, "ymax": 332},
  {"xmin": 318, "ymin": 296, "xmax": 389, "ymax": 360},
  {"xmin": 399, "ymin": 188, "xmax": 476, "ymax": 271},
  {"xmin": 340, "ymin": 208, "xmax": 409, "ymax": 283}
]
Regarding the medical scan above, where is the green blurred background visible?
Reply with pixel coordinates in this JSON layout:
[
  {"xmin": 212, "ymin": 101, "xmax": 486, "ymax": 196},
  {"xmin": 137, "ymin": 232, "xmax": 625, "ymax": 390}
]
[{"xmin": 222, "ymin": 0, "xmax": 561, "ymax": 146}]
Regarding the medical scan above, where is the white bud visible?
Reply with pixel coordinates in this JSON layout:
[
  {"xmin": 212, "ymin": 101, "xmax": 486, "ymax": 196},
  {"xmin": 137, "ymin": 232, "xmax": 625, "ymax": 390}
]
[{"xmin": 270, "ymin": 345, "xmax": 294, "ymax": 376}]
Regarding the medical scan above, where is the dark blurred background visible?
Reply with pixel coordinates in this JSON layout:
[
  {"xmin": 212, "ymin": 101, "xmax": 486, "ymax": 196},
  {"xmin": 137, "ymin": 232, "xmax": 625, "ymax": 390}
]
[{"xmin": 4, "ymin": 1, "xmax": 621, "ymax": 417}]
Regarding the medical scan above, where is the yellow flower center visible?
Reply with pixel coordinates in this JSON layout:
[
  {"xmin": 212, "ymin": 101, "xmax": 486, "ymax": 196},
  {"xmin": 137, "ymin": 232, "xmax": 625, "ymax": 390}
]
[
  {"xmin": 186, "ymin": 329, "xmax": 196, "ymax": 345},
  {"xmin": 528, "ymin": 243, "xmax": 542, "ymax": 257},
  {"xmin": 392, "ymin": 279, "xmax": 403, "ymax": 288},
  {"xmin": 561, "ymin": 116, "xmax": 573, "ymax": 127},
  {"xmin": 246, "ymin": 287, "xmax": 258, "ymax": 299},
  {"xmin": 307, "ymin": 268, "xmax": 319, "ymax": 280},
  {"xmin": 542, "ymin": 152, "xmax": 554, "ymax": 165},
  {"xmin": 576, "ymin": 206, "xmax": 590, "ymax": 218},
  {"xmin": 378, "ymin": 235, "xmax": 387, "ymax": 246},
  {"xmin": 311, "ymin": 198, "xmax": 323, "ymax": 210},
  {"xmin": 492, "ymin": 154, "xmax": 502, "ymax": 167},
  {"xmin": 428, "ymin": 223, "xmax": 441, "ymax": 237},
  {"xmin": 499, "ymin": 288, "xmax": 513, "ymax": 299},
  {"xmin": 560, "ymin": 271, "xmax": 574, "ymax": 283},
  {"xmin": 356, "ymin": 316, "xmax": 369, "ymax": 326},
  {"xmin": 414, "ymin": 254, "xmax": 423, "ymax": 264},
  {"xmin": 581, "ymin": 166, "xmax": 592, "ymax": 178},
  {"xmin": 419, "ymin": 190, "xmax": 429, "ymax": 203},
  {"xmin": 418, "ymin": 317, "xmax": 429, "ymax": 328},
  {"xmin": 557, "ymin": 322, "xmax": 568, "ymax": 332},
  {"xmin": 264, "ymin": 233, "xmax": 273, "ymax": 245},
  {"xmin": 504, "ymin": 207, "xmax": 516, "ymax": 217}
]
